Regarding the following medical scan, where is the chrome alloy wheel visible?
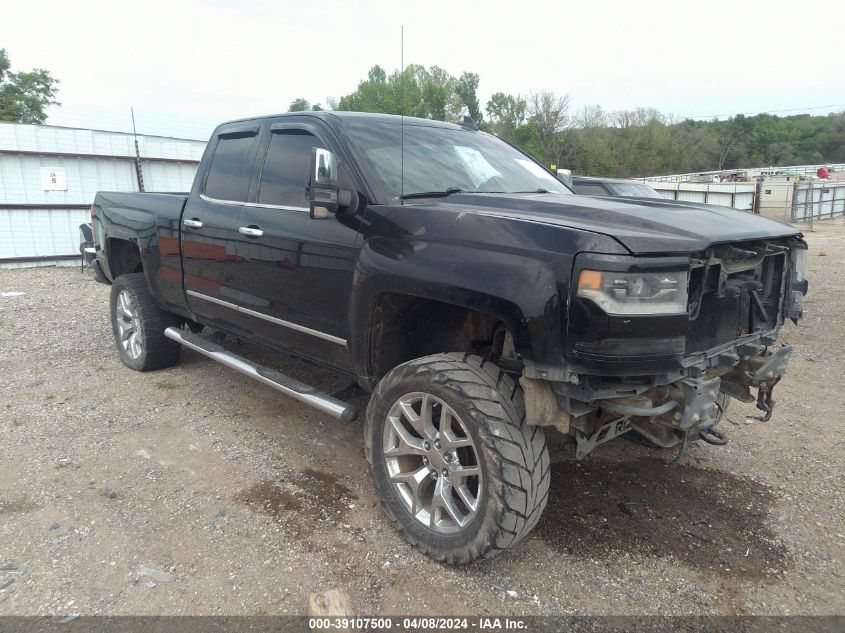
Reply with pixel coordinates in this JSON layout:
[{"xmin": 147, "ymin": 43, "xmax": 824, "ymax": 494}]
[
  {"xmin": 114, "ymin": 290, "xmax": 143, "ymax": 359},
  {"xmin": 382, "ymin": 392, "xmax": 482, "ymax": 534}
]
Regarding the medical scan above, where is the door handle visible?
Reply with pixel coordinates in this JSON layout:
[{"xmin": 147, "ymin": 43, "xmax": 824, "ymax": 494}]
[
  {"xmin": 239, "ymin": 226, "xmax": 264, "ymax": 237},
  {"xmin": 183, "ymin": 218, "xmax": 203, "ymax": 228}
]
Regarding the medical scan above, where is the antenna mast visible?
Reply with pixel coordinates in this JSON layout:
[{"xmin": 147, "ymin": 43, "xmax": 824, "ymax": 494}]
[
  {"xmin": 130, "ymin": 107, "xmax": 145, "ymax": 193},
  {"xmin": 400, "ymin": 25, "xmax": 404, "ymax": 206}
]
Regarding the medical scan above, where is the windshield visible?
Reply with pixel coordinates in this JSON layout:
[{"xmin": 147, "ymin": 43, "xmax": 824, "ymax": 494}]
[
  {"xmin": 609, "ymin": 182, "xmax": 664, "ymax": 198},
  {"xmin": 341, "ymin": 120, "xmax": 569, "ymax": 203}
]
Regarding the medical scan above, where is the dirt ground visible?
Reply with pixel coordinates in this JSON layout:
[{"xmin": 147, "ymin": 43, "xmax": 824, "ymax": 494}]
[{"xmin": 0, "ymin": 222, "xmax": 843, "ymax": 617}]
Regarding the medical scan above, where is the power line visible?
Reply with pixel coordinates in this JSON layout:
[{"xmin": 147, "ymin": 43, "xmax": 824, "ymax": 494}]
[{"xmin": 680, "ymin": 103, "xmax": 845, "ymax": 120}]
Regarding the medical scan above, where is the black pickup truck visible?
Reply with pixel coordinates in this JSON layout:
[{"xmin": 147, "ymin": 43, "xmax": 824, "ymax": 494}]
[{"xmin": 90, "ymin": 111, "xmax": 808, "ymax": 564}]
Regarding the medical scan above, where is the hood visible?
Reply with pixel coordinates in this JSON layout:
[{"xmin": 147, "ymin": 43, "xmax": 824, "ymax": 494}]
[{"xmin": 433, "ymin": 193, "xmax": 800, "ymax": 254}]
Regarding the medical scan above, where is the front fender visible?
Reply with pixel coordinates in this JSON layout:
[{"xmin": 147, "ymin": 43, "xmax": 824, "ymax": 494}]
[{"xmin": 348, "ymin": 237, "xmax": 565, "ymax": 375}]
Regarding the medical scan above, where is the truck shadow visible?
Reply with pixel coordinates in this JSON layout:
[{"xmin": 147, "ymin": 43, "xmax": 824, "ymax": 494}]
[{"xmin": 534, "ymin": 456, "xmax": 789, "ymax": 581}]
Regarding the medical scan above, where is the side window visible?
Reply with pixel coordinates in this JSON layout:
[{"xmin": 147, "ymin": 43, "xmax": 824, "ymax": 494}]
[
  {"xmin": 258, "ymin": 130, "xmax": 324, "ymax": 208},
  {"xmin": 204, "ymin": 132, "xmax": 257, "ymax": 202},
  {"xmin": 572, "ymin": 182, "xmax": 610, "ymax": 196}
]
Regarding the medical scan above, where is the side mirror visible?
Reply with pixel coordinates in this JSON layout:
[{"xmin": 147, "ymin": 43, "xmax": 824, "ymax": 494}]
[
  {"xmin": 556, "ymin": 168, "xmax": 573, "ymax": 187},
  {"xmin": 309, "ymin": 147, "xmax": 339, "ymax": 219}
]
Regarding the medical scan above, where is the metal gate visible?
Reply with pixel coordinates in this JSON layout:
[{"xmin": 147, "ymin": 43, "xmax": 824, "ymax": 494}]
[
  {"xmin": 791, "ymin": 181, "xmax": 845, "ymax": 223},
  {"xmin": 648, "ymin": 182, "xmax": 757, "ymax": 211}
]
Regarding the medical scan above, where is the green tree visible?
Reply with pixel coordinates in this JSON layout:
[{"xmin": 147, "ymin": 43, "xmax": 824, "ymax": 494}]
[
  {"xmin": 288, "ymin": 98, "xmax": 311, "ymax": 112},
  {"xmin": 336, "ymin": 64, "xmax": 477, "ymax": 122},
  {"xmin": 288, "ymin": 98, "xmax": 324, "ymax": 112},
  {"xmin": 329, "ymin": 62, "xmax": 845, "ymax": 176},
  {"xmin": 485, "ymin": 92, "xmax": 526, "ymax": 142},
  {"xmin": 419, "ymin": 65, "xmax": 458, "ymax": 121},
  {"xmin": 528, "ymin": 92, "xmax": 570, "ymax": 168},
  {"xmin": 456, "ymin": 71, "xmax": 482, "ymax": 124},
  {"xmin": 566, "ymin": 105, "xmax": 616, "ymax": 175},
  {"xmin": 336, "ymin": 65, "xmax": 396, "ymax": 114},
  {"xmin": 0, "ymin": 49, "xmax": 60, "ymax": 124}
]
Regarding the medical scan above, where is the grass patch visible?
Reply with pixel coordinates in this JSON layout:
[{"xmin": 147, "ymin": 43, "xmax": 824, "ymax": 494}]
[{"xmin": 156, "ymin": 381, "xmax": 178, "ymax": 390}]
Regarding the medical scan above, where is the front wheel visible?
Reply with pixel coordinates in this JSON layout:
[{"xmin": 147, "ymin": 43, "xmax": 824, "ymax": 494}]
[
  {"xmin": 365, "ymin": 353, "xmax": 550, "ymax": 564},
  {"xmin": 110, "ymin": 273, "xmax": 182, "ymax": 371}
]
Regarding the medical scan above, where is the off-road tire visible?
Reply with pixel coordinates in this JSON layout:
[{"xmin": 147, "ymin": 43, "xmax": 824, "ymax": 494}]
[
  {"xmin": 110, "ymin": 273, "xmax": 182, "ymax": 371},
  {"xmin": 365, "ymin": 353, "xmax": 550, "ymax": 564}
]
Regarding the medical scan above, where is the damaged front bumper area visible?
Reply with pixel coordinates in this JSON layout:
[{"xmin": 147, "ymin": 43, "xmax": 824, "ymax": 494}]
[
  {"xmin": 525, "ymin": 236, "xmax": 807, "ymax": 461},
  {"xmin": 599, "ymin": 344, "xmax": 791, "ymax": 460},
  {"xmin": 523, "ymin": 342, "xmax": 794, "ymax": 462}
]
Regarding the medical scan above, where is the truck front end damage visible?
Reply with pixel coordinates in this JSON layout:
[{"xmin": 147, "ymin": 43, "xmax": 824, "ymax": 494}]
[{"xmin": 522, "ymin": 236, "xmax": 808, "ymax": 461}]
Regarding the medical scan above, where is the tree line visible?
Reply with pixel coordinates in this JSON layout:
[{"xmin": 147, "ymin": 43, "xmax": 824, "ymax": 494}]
[
  {"xmin": 290, "ymin": 65, "xmax": 845, "ymax": 178},
  {"xmin": 2, "ymin": 47, "xmax": 841, "ymax": 179}
]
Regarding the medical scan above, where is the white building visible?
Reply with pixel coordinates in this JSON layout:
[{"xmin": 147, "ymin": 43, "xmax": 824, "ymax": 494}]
[{"xmin": 0, "ymin": 122, "xmax": 206, "ymax": 267}]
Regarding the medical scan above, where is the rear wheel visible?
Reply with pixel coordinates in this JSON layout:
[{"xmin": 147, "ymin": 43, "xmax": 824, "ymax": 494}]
[
  {"xmin": 110, "ymin": 273, "xmax": 182, "ymax": 371},
  {"xmin": 365, "ymin": 353, "xmax": 549, "ymax": 564}
]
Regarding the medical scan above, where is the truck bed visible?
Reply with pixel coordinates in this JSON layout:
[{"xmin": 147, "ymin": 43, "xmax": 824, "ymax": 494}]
[
  {"xmin": 94, "ymin": 191, "xmax": 189, "ymax": 227},
  {"xmin": 92, "ymin": 191, "xmax": 190, "ymax": 313}
]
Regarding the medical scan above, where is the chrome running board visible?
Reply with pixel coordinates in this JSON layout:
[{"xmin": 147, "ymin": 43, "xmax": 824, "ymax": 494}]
[{"xmin": 164, "ymin": 327, "xmax": 358, "ymax": 422}]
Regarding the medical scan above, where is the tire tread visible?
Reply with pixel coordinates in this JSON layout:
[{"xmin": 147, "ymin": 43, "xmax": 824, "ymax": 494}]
[
  {"xmin": 365, "ymin": 352, "xmax": 550, "ymax": 564},
  {"xmin": 110, "ymin": 273, "xmax": 182, "ymax": 371}
]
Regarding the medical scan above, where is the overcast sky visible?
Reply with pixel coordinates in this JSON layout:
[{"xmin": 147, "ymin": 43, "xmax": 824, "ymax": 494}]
[{"xmin": 3, "ymin": 0, "xmax": 842, "ymax": 139}]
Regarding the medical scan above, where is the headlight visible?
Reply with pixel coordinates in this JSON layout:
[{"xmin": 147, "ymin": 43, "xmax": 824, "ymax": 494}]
[
  {"xmin": 792, "ymin": 247, "xmax": 807, "ymax": 282},
  {"xmin": 785, "ymin": 246, "xmax": 808, "ymax": 320},
  {"xmin": 577, "ymin": 269, "xmax": 688, "ymax": 315}
]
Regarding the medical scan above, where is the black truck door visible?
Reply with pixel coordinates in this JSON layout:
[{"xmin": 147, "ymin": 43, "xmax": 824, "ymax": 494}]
[
  {"xmin": 234, "ymin": 119, "xmax": 359, "ymax": 369},
  {"xmin": 182, "ymin": 123, "xmax": 260, "ymax": 332}
]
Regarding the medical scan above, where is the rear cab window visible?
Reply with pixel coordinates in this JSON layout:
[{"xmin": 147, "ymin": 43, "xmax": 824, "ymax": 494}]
[
  {"xmin": 572, "ymin": 182, "xmax": 611, "ymax": 196},
  {"xmin": 203, "ymin": 128, "xmax": 259, "ymax": 202},
  {"xmin": 609, "ymin": 182, "xmax": 663, "ymax": 198}
]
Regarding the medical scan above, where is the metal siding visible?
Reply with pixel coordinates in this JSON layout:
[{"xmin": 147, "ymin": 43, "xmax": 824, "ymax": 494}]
[
  {"xmin": 0, "ymin": 155, "xmax": 137, "ymax": 205},
  {"xmin": 0, "ymin": 122, "xmax": 205, "ymax": 265},
  {"xmin": 0, "ymin": 259, "xmax": 80, "ymax": 269},
  {"xmin": 0, "ymin": 208, "xmax": 89, "ymax": 258},
  {"xmin": 0, "ymin": 122, "xmax": 205, "ymax": 160},
  {"xmin": 142, "ymin": 161, "xmax": 196, "ymax": 192},
  {"xmin": 650, "ymin": 183, "xmax": 756, "ymax": 211}
]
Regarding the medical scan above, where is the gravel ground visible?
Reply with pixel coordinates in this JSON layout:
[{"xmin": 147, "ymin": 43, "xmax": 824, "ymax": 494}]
[{"xmin": 0, "ymin": 222, "xmax": 843, "ymax": 617}]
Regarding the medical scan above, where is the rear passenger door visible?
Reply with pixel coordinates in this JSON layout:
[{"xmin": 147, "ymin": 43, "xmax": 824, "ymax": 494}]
[
  {"xmin": 233, "ymin": 118, "xmax": 360, "ymax": 369},
  {"xmin": 182, "ymin": 123, "xmax": 261, "ymax": 332},
  {"xmin": 182, "ymin": 123, "xmax": 261, "ymax": 333}
]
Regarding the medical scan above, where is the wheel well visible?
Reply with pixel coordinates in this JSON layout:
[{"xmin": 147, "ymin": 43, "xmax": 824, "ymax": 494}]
[
  {"xmin": 368, "ymin": 293, "xmax": 503, "ymax": 380},
  {"xmin": 107, "ymin": 238, "xmax": 143, "ymax": 279}
]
